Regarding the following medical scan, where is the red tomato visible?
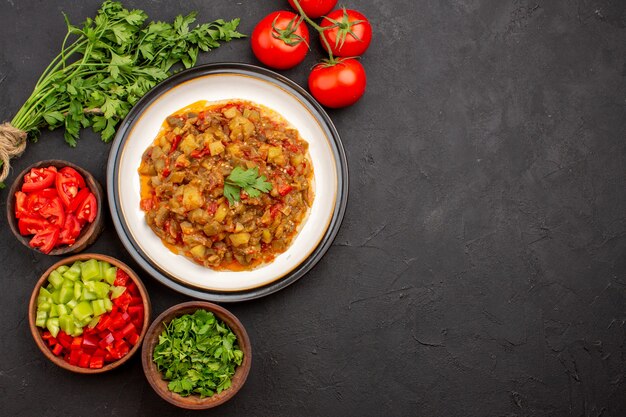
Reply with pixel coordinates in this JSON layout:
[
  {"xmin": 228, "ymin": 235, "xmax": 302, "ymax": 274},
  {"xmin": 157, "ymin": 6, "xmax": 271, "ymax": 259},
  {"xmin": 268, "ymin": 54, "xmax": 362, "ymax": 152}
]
[
  {"xmin": 288, "ymin": 0, "xmax": 337, "ymax": 19},
  {"xmin": 56, "ymin": 167, "xmax": 85, "ymax": 208},
  {"xmin": 308, "ymin": 58, "xmax": 367, "ymax": 108},
  {"xmin": 26, "ymin": 188, "xmax": 58, "ymax": 214},
  {"xmin": 18, "ymin": 216, "xmax": 50, "ymax": 235},
  {"xmin": 320, "ymin": 9, "xmax": 372, "ymax": 57},
  {"xmin": 14, "ymin": 191, "xmax": 28, "ymax": 219},
  {"xmin": 29, "ymin": 227, "xmax": 60, "ymax": 254},
  {"xmin": 251, "ymin": 11, "xmax": 310, "ymax": 70},
  {"xmin": 68, "ymin": 188, "xmax": 91, "ymax": 213},
  {"xmin": 39, "ymin": 196, "xmax": 66, "ymax": 227},
  {"xmin": 22, "ymin": 166, "xmax": 57, "ymax": 193},
  {"xmin": 76, "ymin": 192, "xmax": 97, "ymax": 224},
  {"xmin": 58, "ymin": 214, "xmax": 82, "ymax": 245}
]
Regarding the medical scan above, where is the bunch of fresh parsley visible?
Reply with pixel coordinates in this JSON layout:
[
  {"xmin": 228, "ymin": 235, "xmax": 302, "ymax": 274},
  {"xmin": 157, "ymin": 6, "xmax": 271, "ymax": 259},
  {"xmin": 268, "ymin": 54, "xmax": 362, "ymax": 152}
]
[
  {"xmin": 10, "ymin": 1, "xmax": 244, "ymax": 146},
  {"xmin": 224, "ymin": 166, "xmax": 273, "ymax": 204},
  {"xmin": 152, "ymin": 309, "xmax": 244, "ymax": 398}
]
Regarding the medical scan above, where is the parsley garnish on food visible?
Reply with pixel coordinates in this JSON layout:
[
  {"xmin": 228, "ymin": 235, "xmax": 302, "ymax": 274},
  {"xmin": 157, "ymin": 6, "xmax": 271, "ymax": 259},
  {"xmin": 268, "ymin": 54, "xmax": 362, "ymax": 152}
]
[
  {"xmin": 152, "ymin": 310, "xmax": 244, "ymax": 398},
  {"xmin": 223, "ymin": 166, "xmax": 273, "ymax": 205}
]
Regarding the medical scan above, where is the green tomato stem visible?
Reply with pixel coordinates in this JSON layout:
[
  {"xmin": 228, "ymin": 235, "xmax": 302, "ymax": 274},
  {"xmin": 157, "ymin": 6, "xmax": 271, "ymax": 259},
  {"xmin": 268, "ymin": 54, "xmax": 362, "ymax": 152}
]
[{"xmin": 290, "ymin": 0, "xmax": 336, "ymax": 64}]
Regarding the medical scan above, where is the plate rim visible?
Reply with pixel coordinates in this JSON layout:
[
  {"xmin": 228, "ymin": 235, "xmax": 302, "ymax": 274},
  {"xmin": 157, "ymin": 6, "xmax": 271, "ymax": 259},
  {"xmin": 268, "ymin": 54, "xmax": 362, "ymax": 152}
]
[{"xmin": 106, "ymin": 62, "xmax": 348, "ymax": 302}]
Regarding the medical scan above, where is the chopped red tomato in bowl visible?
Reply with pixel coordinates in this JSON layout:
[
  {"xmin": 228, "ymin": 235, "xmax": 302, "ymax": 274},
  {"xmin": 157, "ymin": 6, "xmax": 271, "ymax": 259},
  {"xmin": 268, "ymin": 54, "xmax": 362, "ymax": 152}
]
[{"xmin": 8, "ymin": 162, "xmax": 102, "ymax": 255}]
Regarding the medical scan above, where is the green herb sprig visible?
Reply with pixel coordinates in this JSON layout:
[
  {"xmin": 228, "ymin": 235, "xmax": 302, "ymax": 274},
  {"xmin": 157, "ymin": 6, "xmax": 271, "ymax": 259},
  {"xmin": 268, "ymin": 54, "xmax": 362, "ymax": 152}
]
[
  {"xmin": 152, "ymin": 309, "xmax": 244, "ymax": 398},
  {"xmin": 11, "ymin": 1, "xmax": 244, "ymax": 147},
  {"xmin": 224, "ymin": 166, "xmax": 273, "ymax": 205}
]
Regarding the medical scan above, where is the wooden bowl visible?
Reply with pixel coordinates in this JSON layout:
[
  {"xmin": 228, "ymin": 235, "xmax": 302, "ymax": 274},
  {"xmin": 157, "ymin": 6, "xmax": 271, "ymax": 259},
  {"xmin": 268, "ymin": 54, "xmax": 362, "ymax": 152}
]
[
  {"xmin": 141, "ymin": 301, "xmax": 252, "ymax": 409},
  {"xmin": 28, "ymin": 254, "xmax": 152, "ymax": 373},
  {"xmin": 6, "ymin": 160, "xmax": 104, "ymax": 255}
]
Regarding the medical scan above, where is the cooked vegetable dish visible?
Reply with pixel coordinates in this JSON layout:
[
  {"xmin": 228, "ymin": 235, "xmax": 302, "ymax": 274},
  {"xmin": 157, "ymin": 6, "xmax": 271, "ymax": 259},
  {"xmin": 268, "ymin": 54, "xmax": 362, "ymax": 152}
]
[{"xmin": 138, "ymin": 100, "xmax": 314, "ymax": 271}]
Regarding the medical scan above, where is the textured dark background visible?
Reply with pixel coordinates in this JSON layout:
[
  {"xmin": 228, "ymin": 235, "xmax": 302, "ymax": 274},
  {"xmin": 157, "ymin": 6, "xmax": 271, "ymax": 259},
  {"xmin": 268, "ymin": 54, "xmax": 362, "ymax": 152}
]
[{"xmin": 1, "ymin": 0, "xmax": 625, "ymax": 416}]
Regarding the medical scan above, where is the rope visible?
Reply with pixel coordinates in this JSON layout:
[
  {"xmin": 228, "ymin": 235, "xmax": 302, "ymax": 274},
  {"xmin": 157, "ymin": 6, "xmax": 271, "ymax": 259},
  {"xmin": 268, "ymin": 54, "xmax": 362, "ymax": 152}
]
[{"xmin": 0, "ymin": 123, "xmax": 27, "ymax": 182}]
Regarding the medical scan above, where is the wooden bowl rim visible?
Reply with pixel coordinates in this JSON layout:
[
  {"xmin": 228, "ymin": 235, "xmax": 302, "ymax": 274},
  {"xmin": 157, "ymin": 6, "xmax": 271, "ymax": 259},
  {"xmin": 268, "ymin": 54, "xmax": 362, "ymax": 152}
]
[
  {"xmin": 6, "ymin": 160, "xmax": 104, "ymax": 256},
  {"xmin": 141, "ymin": 301, "xmax": 252, "ymax": 409},
  {"xmin": 28, "ymin": 253, "xmax": 152, "ymax": 374}
]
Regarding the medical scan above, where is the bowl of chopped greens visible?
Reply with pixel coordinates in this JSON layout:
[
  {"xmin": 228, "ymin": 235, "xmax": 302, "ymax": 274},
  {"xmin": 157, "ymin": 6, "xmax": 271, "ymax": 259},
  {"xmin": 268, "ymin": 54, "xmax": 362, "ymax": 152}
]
[{"xmin": 141, "ymin": 301, "xmax": 251, "ymax": 409}]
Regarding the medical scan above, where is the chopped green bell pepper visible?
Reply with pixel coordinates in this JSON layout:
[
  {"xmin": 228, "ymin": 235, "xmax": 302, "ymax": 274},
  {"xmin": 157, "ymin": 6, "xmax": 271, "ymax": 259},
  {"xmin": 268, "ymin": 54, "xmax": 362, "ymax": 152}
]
[
  {"xmin": 48, "ymin": 271, "xmax": 64, "ymax": 289},
  {"xmin": 72, "ymin": 301, "xmax": 93, "ymax": 321},
  {"xmin": 81, "ymin": 259, "xmax": 100, "ymax": 281},
  {"xmin": 46, "ymin": 318, "xmax": 60, "ymax": 338}
]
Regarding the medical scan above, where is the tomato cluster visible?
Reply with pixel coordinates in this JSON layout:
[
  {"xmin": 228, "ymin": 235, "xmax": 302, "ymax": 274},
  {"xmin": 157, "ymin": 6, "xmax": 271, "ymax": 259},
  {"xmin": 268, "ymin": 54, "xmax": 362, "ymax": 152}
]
[
  {"xmin": 251, "ymin": 0, "xmax": 372, "ymax": 108},
  {"xmin": 14, "ymin": 165, "xmax": 98, "ymax": 253}
]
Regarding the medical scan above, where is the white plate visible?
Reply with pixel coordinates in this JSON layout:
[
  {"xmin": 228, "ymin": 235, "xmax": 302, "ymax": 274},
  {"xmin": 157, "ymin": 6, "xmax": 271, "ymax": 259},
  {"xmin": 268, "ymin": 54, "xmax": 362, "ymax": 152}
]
[{"xmin": 107, "ymin": 64, "xmax": 348, "ymax": 301}]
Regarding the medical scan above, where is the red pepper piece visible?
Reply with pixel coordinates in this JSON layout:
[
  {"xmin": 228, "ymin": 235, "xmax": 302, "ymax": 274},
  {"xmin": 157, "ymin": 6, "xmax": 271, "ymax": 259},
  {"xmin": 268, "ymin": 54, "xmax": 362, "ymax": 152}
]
[
  {"xmin": 126, "ymin": 281, "xmax": 138, "ymax": 296},
  {"xmin": 78, "ymin": 353, "xmax": 91, "ymax": 368},
  {"xmin": 57, "ymin": 331, "xmax": 73, "ymax": 349},
  {"xmin": 128, "ymin": 305, "xmax": 143, "ymax": 318},
  {"xmin": 82, "ymin": 334, "xmax": 99, "ymax": 350},
  {"xmin": 99, "ymin": 332, "xmax": 115, "ymax": 348},
  {"xmin": 109, "ymin": 315, "xmax": 126, "ymax": 331},
  {"xmin": 71, "ymin": 337, "xmax": 83, "ymax": 350},
  {"xmin": 96, "ymin": 315, "xmax": 112, "ymax": 331},
  {"xmin": 94, "ymin": 348, "xmax": 107, "ymax": 357},
  {"xmin": 120, "ymin": 323, "xmax": 136, "ymax": 338},
  {"xmin": 45, "ymin": 336, "xmax": 58, "ymax": 347},
  {"xmin": 114, "ymin": 269, "xmax": 130, "ymax": 286},
  {"xmin": 270, "ymin": 203, "xmax": 283, "ymax": 219},
  {"xmin": 51, "ymin": 343, "xmax": 64, "ymax": 356},
  {"xmin": 89, "ymin": 356, "xmax": 104, "ymax": 369},
  {"xmin": 113, "ymin": 293, "xmax": 132, "ymax": 311},
  {"xmin": 68, "ymin": 349, "xmax": 81, "ymax": 365},
  {"xmin": 127, "ymin": 332, "xmax": 141, "ymax": 346},
  {"xmin": 277, "ymin": 183, "xmax": 293, "ymax": 196},
  {"xmin": 132, "ymin": 318, "xmax": 144, "ymax": 331},
  {"xmin": 169, "ymin": 135, "xmax": 182, "ymax": 155}
]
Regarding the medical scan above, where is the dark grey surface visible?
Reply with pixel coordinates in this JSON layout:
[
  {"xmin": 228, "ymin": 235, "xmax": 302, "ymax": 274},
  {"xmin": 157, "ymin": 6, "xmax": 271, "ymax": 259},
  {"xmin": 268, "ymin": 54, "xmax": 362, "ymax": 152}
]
[{"xmin": 1, "ymin": 1, "xmax": 624, "ymax": 416}]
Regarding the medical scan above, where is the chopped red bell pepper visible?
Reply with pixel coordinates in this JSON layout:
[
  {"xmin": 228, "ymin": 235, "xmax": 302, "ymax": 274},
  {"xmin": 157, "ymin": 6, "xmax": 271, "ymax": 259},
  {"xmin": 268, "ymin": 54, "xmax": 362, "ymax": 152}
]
[
  {"xmin": 82, "ymin": 334, "xmax": 99, "ymax": 350},
  {"xmin": 71, "ymin": 337, "xmax": 83, "ymax": 350},
  {"xmin": 52, "ymin": 343, "xmax": 64, "ymax": 356},
  {"xmin": 169, "ymin": 135, "xmax": 182, "ymax": 155},
  {"xmin": 96, "ymin": 315, "xmax": 112, "ymax": 331},
  {"xmin": 78, "ymin": 353, "xmax": 91, "ymax": 368},
  {"xmin": 120, "ymin": 323, "xmax": 136, "ymax": 338},
  {"xmin": 68, "ymin": 349, "xmax": 81, "ymax": 365},
  {"xmin": 127, "ymin": 332, "xmax": 141, "ymax": 346},
  {"xmin": 99, "ymin": 332, "xmax": 115, "ymax": 348},
  {"xmin": 114, "ymin": 269, "xmax": 130, "ymax": 286},
  {"xmin": 89, "ymin": 356, "xmax": 104, "ymax": 369},
  {"xmin": 57, "ymin": 331, "xmax": 73, "ymax": 349}
]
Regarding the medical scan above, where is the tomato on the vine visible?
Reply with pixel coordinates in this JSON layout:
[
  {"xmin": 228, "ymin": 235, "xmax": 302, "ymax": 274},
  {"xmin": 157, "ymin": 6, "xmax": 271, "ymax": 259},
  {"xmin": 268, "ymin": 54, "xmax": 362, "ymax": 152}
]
[
  {"xmin": 288, "ymin": 0, "xmax": 337, "ymax": 19},
  {"xmin": 251, "ymin": 11, "xmax": 310, "ymax": 70},
  {"xmin": 308, "ymin": 58, "xmax": 366, "ymax": 108},
  {"xmin": 320, "ymin": 9, "xmax": 372, "ymax": 57}
]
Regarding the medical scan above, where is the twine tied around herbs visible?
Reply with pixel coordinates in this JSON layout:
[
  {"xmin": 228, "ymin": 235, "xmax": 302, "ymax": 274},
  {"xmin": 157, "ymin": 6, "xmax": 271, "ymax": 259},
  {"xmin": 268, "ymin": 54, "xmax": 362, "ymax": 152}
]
[{"xmin": 0, "ymin": 123, "xmax": 27, "ymax": 183}]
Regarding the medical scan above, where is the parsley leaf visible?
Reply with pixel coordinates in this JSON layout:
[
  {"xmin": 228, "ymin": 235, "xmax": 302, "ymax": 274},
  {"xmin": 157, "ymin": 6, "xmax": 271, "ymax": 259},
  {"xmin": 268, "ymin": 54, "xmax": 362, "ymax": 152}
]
[
  {"xmin": 152, "ymin": 310, "xmax": 244, "ymax": 398},
  {"xmin": 223, "ymin": 166, "xmax": 273, "ymax": 205}
]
